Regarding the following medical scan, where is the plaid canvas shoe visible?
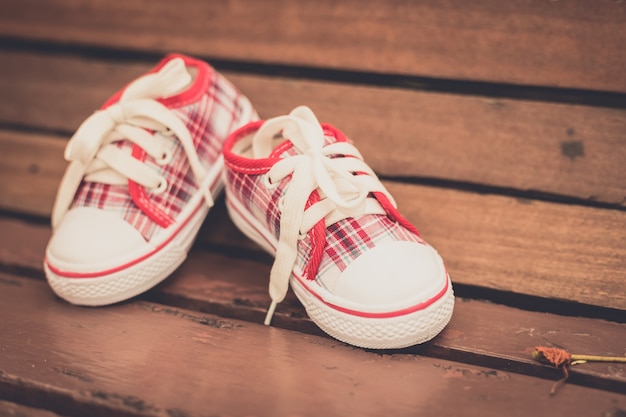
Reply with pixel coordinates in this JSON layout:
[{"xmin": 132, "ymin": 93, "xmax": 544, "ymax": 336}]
[
  {"xmin": 223, "ymin": 106, "xmax": 454, "ymax": 349},
  {"xmin": 44, "ymin": 54, "xmax": 257, "ymax": 305}
]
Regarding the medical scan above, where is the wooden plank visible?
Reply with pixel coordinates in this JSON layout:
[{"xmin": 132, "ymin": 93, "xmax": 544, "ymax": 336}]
[
  {"xmin": 0, "ymin": 131, "xmax": 65, "ymax": 216},
  {"xmin": 1, "ymin": 216, "xmax": 625, "ymax": 392},
  {"xmin": 0, "ymin": 1, "xmax": 625, "ymax": 92},
  {"xmin": 0, "ymin": 400, "xmax": 66, "ymax": 417},
  {"xmin": 0, "ymin": 167, "xmax": 624, "ymax": 312},
  {"xmin": 389, "ymin": 181, "xmax": 626, "ymax": 311},
  {"xmin": 1, "ymin": 52, "xmax": 625, "ymax": 205},
  {"xmin": 149, "ymin": 250, "xmax": 626, "ymax": 392},
  {"xmin": 0, "ymin": 217, "xmax": 50, "ymax": 271},
  {"xmin": 200, "ymin": 189, "xmax": 626, "ymax": 314},
  {"xmin": 1, "ymin": 274, "xmax": 624, "ymax": 417},
  {"xmin": 234, "ymin": 74, "xmax": 626, "ymax": 206}
]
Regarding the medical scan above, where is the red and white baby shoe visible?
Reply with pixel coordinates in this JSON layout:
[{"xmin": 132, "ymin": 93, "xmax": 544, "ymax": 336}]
[
  {"xmin": 223, "ymin": 106, "xmax": 454, "ymax": 349},
  {"xmin": 45, "ymin": 54, "xmax": 257, "ymax": 305}
]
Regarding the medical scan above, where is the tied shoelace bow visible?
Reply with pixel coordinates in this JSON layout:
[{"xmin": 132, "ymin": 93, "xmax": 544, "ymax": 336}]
[
  {"xmin": 257, "ymin": 106, "xmax": 396, "ymax": 325},
  {"xmin": 51, "ymin": 58, "xmax": 213, "ymax": 229}
]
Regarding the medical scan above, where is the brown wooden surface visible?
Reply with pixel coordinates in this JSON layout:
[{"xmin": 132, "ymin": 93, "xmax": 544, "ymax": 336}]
[
  {"xmin": 0, "ymin": 131, "xmax": 65, "ymax": 216},
  {"xmin": 1, "ymin": 273, "xmax": 624, "ymax": 417},
  {"xmin": 1, "ymin": 1, "xmax": 625, "ymax": 416},
  {"xmin": 204, "ymin": 186, "xmax": 626, "ymax": 311},
  {"xmin": 1, "ymin": 1, "xmax": 625, "ymax": 92},
  {"xmin": 0, "ymin": 400, "xmax": 65, "ymax": 417},
  {"xmin": 2, "ymin": 51, "xmax": 625, "ymax": 205},
  {"xmin": 154, "ymin": 251, "xmax": 626, "ymax": 392},
  {"xmin": 2, "ymin": 157, "xmax": 624, "ymax": 311},
  {"xmin": 0, "ymin": 216, "xmax": 625, "ymax": 392}
]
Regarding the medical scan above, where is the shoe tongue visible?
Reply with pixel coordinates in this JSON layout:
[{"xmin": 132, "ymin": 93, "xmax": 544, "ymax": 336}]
[
  {"xmin": 252, "ymin": 106, "xmax": 327, "ymax": 158},
  {"xmin": 120, "ymin": 57, "xmax": 192, "ymax": 102}
]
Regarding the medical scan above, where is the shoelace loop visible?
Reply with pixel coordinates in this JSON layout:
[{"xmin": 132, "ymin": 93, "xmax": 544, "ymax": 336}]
[
  {"xmin": 51, "ymin": 58, "xmax": 213, "ymax": 229},
  {"xmin": 261, "ymin": 106, "xmax": 394, "ymax": 325}
]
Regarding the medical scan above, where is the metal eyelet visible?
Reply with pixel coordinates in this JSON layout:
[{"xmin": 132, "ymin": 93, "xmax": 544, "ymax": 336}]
[
  {"xmin": 156, "ymin": 148, "xmax": 172, "ymax": 165},
  {"xmin": 161, "ymin": 127, "xmax": 175, "ymax": 137},
  {"xmin": 152, "ymin": 178, "xmax": 168, "ymax": 194},
  {"xmin": 263, "ymin": 173, "xmax": 279, "ymax": 189},
  {"xmin": 277, "ymin": 195, "xmax": 286, "ymax": 211}
]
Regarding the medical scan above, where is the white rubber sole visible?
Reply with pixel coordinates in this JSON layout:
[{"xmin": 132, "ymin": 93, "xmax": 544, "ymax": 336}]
[
  {"xmin": 44, "ymin": 159, "xmax": 224, "ymax": 307},
  {"xmin": 226, "ymin": 193, "xmax": 455, "ymax": 349},
  {"xmin": 45, "ymin": 203, "xmax": 208, "ymax": 306},
  {"xmin": 292, "ymin": 275, "xmax": 454, "ymax": 349},
  {"xmin": 45, "ymin": 90, "xmax": 259, "ymax": 306}
]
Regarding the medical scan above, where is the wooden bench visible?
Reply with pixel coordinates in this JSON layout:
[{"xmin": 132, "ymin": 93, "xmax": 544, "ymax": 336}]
[{"xmin": 0, "ymin": 1, "xmax": 625, "ymax": 416}]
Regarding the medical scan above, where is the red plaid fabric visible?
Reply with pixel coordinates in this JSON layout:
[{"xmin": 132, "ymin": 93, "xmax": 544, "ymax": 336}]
[
  {"xmin": 72, "ymin": 57, "xmax": 251, "ymax": 241},
  {"xmin": 224, "ymin": 125, "xmax": 424, "ymax": 284}
]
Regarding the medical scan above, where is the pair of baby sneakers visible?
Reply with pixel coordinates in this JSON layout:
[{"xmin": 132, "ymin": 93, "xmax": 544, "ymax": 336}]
[{"xmin": 45, "ymin": 54, "xmax": 454, "ymax": 349}]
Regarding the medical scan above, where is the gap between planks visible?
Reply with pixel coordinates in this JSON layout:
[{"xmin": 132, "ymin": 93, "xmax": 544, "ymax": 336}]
[
  {"xmin": 0, "ymin": 217, "xmax": 624, "ymax": 393},
  {"xmin": 0, "ymin": 0, "xmax": 624, "ymax": 92},
  {"xmin": 1, "ymin": 155, "xmax": 624, "ymax": 311},
  {"xmin": 1, "ymin": 51, "xmax": 625, "ymax": 205}
]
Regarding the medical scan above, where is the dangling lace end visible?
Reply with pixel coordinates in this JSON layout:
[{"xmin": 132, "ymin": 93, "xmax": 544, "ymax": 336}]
[
  {"xmin": 264, "ymin": 300, "xmax": 278, "ymax": 326},
  {"xmin": 203, "ymin": 188, "xmax": 215, "ymax": 208}
]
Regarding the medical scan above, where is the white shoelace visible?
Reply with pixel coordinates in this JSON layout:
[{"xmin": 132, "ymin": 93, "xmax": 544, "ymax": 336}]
[
  {"xmin": 51, "ymin": 58, "xmax": 213, "ymax": 229},
  {"xmin": 255, "ymin": 106, "xmax": 396, "ymax": 324}
]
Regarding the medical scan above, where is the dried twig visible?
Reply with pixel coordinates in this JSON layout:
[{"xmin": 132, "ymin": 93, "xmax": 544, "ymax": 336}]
[{"xmin": 531, "ymin": 346, "xmax": 626, "ymax": 396}]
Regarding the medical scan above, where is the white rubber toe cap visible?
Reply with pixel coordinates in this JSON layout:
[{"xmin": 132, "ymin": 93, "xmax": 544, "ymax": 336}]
[
  {"xmin": 332, "ymin": 241, "xmax": 447, "ymax": 310},
  {"xmin": 46, "ymin": 207, "xmax": 148, "ymax": 273}
]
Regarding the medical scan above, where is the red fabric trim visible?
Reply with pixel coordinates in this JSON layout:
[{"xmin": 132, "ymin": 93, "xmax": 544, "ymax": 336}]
[
  {"xmin": 102, "ymin": 54, "xmax": 212, "ymax": 228},
  {"xmin": 322, "ymin": 124, "xmax": 349, "ymax": 143},
  {"xmin": 304, "ymin": 191, "xmax": 325, "ymax": 281},
  {"xmin": 156, "ymin": 53, "xmax": 212, "ymax": 108},
  {"xmin": 45, "ymin": 195, "xmax": 210, "ymax": 278},
  {"xmin": 224, "ymin": 191, "xmax": 440, "ymax": 318},
  {"xmin": 225, "ymin": 119, "xmax": 412, "ymax": 282},
  {"xmin": 101, "ymin": 53, "xmax": 213, "ymax": 110},
  {"xmin": 268, "ymin": 140, "xmax": 294, "ymax": 158},
  {"xmin": 293, "ymin": 272, "xmax": 450, "ymax": 319},
  {"xmin": 374, "ymin": 192, "xmax": 421, "ymax": 237},
  {"xmin": 223, "ymin": 121, "xmax": 351, "ymax": 174},
  {"xmin": 128, "ymin": 147, "xmax": 174, "ymax": 228},
  {"xmin": 223, "ymin": 121, "xmax": 281, "ymax": 173}
]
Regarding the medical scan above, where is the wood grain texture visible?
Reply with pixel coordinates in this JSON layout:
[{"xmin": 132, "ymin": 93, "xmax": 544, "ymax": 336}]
[
  {"xmin": 1, "ymin": 2, "xmax": 624, "ymax": 416},
  {"xmin": 384, "ymin": 182, "xmax": 626, "ymax": 311},
  {"xmin": 0, "ymin": 274, "xmax": 624, "ymax": 417},
  {"xmin": 197, "ymin": 192, "xmax": 626, "ymax": 313},
  {"xmin": 234, "ymin": 74, "xmax": 626, "ymax": 206},
  {"xmin": 199, "ymin": 182, "xmax": 626, "ymax": 310},
  {"xmin": 1, "ymin": 166, "xmax": 624, "ymax": 311},
  {"xmin": 0, "ymin": 400, "xmax": 66, "ymax": 417},
  {"xmin": 1, "ymin": 51, "xmax": 625, "ymax": 205},
  {"xmin": 0, "ymin": 0, "xmax": 625, "ymax": 91},
  {"xmin": 1, "ymin": 215, "xmax": 624, "ymax": 389},
  {"xmin": 2, "ymin": 217, "xmax": 625, "ymax": 392},
  {"xmin": 148, "ymin": 251, "xmax": 626, "ymax": 392},
  {"xmin": 0, "ymin": 131, "xmax": 65, "ymax": 215}
]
